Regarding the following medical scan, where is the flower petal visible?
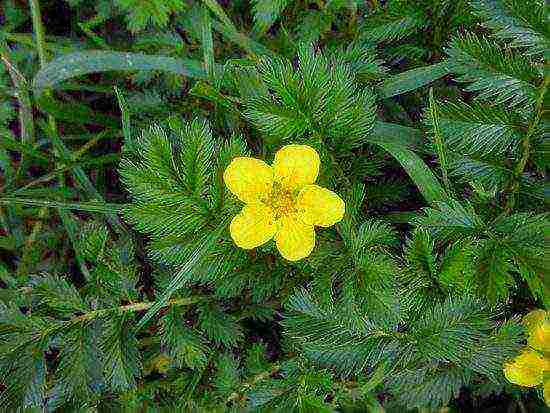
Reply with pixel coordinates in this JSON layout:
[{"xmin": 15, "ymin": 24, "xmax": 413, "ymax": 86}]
[
  {"xmin": 273, "ymin": 145, "xmax": 320, "ymax": 189},
  {"xmin": 274, "ymin": 213, "xmax": 315, "ymax": 261},
  {"xmin": 230, "ymin": 204, "xmax": 276, "ymax": 249},
  {"xmin": 297, "ymin": 184, "xmax": 345, "ymax": 227},
  {"xmin": 503, "ymin": 348, "xmax": 546, "ymax": 387},
  {"xmin": 524, "ymin": 309, "xmax": 546, "ymax": 330},
  {"xmin": 524, "ymin": 309, "xmax": 550, "ymax": 352},
  {"xmin": 224, "ymin": 157, "xmax": 273, "ymax": 203}
]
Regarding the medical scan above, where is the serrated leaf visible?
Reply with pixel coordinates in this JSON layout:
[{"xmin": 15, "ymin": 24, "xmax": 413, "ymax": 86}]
[
  {"xmin": 446, "ymin": 33, "xmax": 540, "ymax": 110},
  {"xmin": 472, "ymin": 0, "xmax": 550, "ymax": 56},
  {"xmin": 251, "ymin": 0, "xmax": 289, "ymax": 34}
]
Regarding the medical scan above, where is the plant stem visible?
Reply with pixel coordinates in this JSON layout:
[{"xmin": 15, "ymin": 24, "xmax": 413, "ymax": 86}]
[
  {"xmin": 29, "ymin": 0, "xmax": 48, "ymax": 67},
  {"xmin": 0, "ymin": 46, "xmax": 35, "ymax": 195},
  {"xmin": 504, "ymin": 74, "xmax": 549, "ymax": 213},
  {"xmin": 29, "ymin": 0, "xmax": 57, "ymax": 132},
  {"xmin": 0, "ymin": 53, "xmax": 34, "ymax": 145},
  {"xmin": 75, "ymin": 296, "xmax": 204, "ymax": 324},
  {"xmin": 428, "ymin": 88, "xmax": 452, "ymax": 195},
  {"xmin": 226, "ymin": 364, "xmax": 281, "ymax": 404},
  {"xmin": 35, "ymin": 296, "xmax": 205, "ymax": 342}
]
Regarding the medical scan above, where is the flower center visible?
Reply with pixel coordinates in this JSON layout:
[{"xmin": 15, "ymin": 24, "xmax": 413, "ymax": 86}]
[{"xmin": 268, "ymin": 184, "xmax": 297, "ymax": 219}]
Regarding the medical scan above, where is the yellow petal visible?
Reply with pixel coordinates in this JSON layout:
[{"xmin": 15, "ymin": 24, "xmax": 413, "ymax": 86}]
[
  {"xmin": 273, "ymin": 145, "xmax": 320, "ymax": 190},
  {"xmin": 274, "ymin": 213, "xmax": 315, "ymax": 261},
  {"xmin": 524, "ymin": 309, "xmax": 550, "ymax": 352},
  {"xmin": 529, "ymin": 322, "xmax": 550, "ymax": 352},
  {"xmin": 297, "ymin": 184, "xmax": 345, "ymax": 227},
  {"xmin": 224, "ymin": 157, "xmax": 273, "ymax": 203},
  {"xmin": 230, "ymin": 204, "xmax": 276, "ymax": 249},
  {"xmin": 524, "ymin": 309, "xmax": 546, "ymax": 330},
  {"xmin": 503, "ymin": 348, "xmax": 546, "ymax": 387}
]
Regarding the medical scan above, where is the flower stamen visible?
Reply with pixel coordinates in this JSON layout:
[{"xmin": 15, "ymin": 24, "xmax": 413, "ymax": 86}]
[{"xmin": 268, "ymin": 183, "xmax": 298, "ymax": 219}]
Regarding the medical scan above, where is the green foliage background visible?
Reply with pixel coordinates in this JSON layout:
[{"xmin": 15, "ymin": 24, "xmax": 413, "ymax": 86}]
[{"xmin": 0, "ymin": 0, "xmax": 548, "ymax": 411}]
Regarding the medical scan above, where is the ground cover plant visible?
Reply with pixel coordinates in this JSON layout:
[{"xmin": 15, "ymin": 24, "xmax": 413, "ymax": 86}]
[{"xmin": 0, "ymin": 0, "xmax": 548, "ymax": 411}]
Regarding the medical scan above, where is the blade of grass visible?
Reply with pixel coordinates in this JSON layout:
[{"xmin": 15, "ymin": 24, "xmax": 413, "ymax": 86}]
[
  {"xmin": 0, "ymin": 197, "xmax": 123, "ymax": 213},
  {"xmin": 0, "ymin": 52, "xmax": 35, "ymax": 145},
  {"xmin": 135, "ymin": 216, "xmax": 231, "ymax": 331},
  {"xmin": 201, "ymin": 6, "xmax": 216, "ymax": 81},
  {"xmin": 427, "ymin": 88, "xmax": 452, "ymax": 194},
  {"xmin": 377, "ymin": 62, "xmax": 450, "ymax": 98},
  {"xmin": 373, "ymin": 141, "xmax": 449, "ymax": 205},
  {"xmin": 33, "ymin": 51, "xmax": 208, "ymax": 95},
  {"xmin": 200, "ymin": 0, "xmax": 273, "ymax": 57},
  {"xmin": 114, "ymin": 87, "xmax": 132, "ymax": 147},
  {"xmin": 370, "ymin": 121, "xmax": 425, "ymax": 151}
]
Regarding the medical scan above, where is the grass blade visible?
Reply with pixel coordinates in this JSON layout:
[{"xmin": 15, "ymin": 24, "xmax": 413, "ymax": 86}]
[
  {"xmin": 378, "ymin": 62, "xmax": 450, "ymax": 98},
  {"xmin": 33, "ymin": 51, "xmax": 208, "ymax": 95}
]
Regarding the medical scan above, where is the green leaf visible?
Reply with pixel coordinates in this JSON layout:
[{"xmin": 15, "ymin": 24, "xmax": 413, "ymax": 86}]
[
  {"xmin": 213, "ymin": 352, "xmax": 240, "ymax": 397},
  {"xmin": 377, "ymin": 62, "xmax": 450, "ymax": 98},
  {"xmin": 100, "ymin": 314, "xmax": 141, "ymax": 392},
  {"xmin": 424, "ymin": 98, "xmax": 524, "ymax": 156},
  {"xmin": 405, "ymin": 228, "xmax": 438, "ymax": 282},
  {"xmin": 426, "ymin": 88, "xmax": 452, "ymax": 194},
  {"xmin": 198, "ymin": 302, "xmax": 244, "ymax": 347},
  {"xmin": 373, "ymin": 142, "xmax": 449, "ymax": 205},
  {"xmin": 134, "ymin": 217, "xmax": 230, "ymax": 331},
  {"xmin": 29, "ymin": 275, "xmax": 89, "ymax": 317},
  {"xmin": 35, "ymin": 94, "xmax": 119, "ymax": 127},
  {"xmin": 33, "ymin": 51, "xmax": 207, "ymax": 95},
  {"xmin": 200, "ymin": 6, "xmax": 215, "ymax": 80},
  {"xmin": 161, "ymin": 307, "xmax": 208, "ymax": 370},
  {"xmin": 445, "ymin": 33, "xmax": 540, "ymax": 110},
  {"xmin": 244, "ymin": 48, "xmax": 376, "ymax": 149},
  {"xmin": 369, "ymin": 121, "xmax": 424, "ymax": 151},
  {"xmin": 251, "ymin": 0, "xmax": 289, "ymax": 35},
  {"xmin": 414, "ymin": 200, "xmax": 484, "ymax": 242},
  {"xmin": 200, "ymin": 0, "xmax": 273, "ymax": 56},
  {"xmin": 360, "ymin": 14, "xmax": 426, "ymax": 45},
  {"xmin": 0, "ymin": 197, "xmax": 123, "ymax": 214},
  {"xmin": 48, "ymin": 324, "xmax": 103, "ymax": 409},
  {"xmin": 114, "ymin": 0, "xmax": 187, "ymax": 32},
  {"xmin": 472, "ymin": 0, "xmax": 550, "ymax": 56}
]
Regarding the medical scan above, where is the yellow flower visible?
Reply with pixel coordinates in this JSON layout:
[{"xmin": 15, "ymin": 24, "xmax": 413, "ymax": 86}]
[
  {"xmin": 223, "ymin": 145, "xmax": 345, "ymax": 261},
  {"xmin": 503, "ymin": 348, "xmax": 549, "ymax": 387},
  {"xmin": 503, "ymin": 308, "xmax": 550, "ymax": 406},
  {"xmin": 524, "ymin": 309, "xmax": 550, "ymax": 352}
]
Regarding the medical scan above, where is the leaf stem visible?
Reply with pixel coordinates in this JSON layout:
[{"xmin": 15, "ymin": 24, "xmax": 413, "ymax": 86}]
[
  {"xmin": 34, "ymin": 297, "xmax": 205, "ymax": 342},
  {"xmin": 504, "ymin": 74, "xmax": 549, "ymax": 212},
  {"xmin": 29, "ymin": 0, "xmax": 48, "ymax": 67},
  {"xmin": 74, "ymin": 296, "xmax": 204, "ymax": 324},
  {"xmin": 226, "ymin": 364, "xmax": 281, "ymax": 404},
  {"xmin": 428, "ymin": 88, "xmax": 452, "ymax": 195}
]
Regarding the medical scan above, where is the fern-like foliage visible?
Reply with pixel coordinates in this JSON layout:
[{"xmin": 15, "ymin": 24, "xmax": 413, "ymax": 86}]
[
  {"xmin": 283, "ymin": 288, "xmax": 523, "ymax": 409},
  {"xmin": 471, "ymin": 0, "xmax": 550, "ymax": 56},
  {"xmin": 414, "ymin": 201, "xmax": 549, "ymax": 304},
  {"xmin": 360, "ymin": 3, "xmax": 427, "ymax": 45},
  {"xmin": 114, "ymin": 0, "xmax": 187, "ymax": 32},
  {"xmin": 239, "ymin": 47, "xmax": 377, "ymax": 151},
  {"xmin": 251, "ymin": 0, "xmax": 290, "ymax": 35},
  {"xmin": 445, "ymin": 33, "xmax": 540, "ymax": 111},
  {"xmin": 425, "ymin": 99, "xmax": 524, "ymax": 156},
  {"xmin": 119, "ymin": 119, "xmax": 225, "ymax": 266}
]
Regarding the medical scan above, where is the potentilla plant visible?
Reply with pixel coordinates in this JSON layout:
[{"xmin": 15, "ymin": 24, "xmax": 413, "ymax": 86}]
[{"xmin": 0, "ymin": 0, "xmax": 548, "ymax": 411}]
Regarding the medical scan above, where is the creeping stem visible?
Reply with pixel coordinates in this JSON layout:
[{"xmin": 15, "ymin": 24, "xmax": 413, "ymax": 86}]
[{"xmin": 504, "ymin": 74, "xmax": 549, "ymax": 213}]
